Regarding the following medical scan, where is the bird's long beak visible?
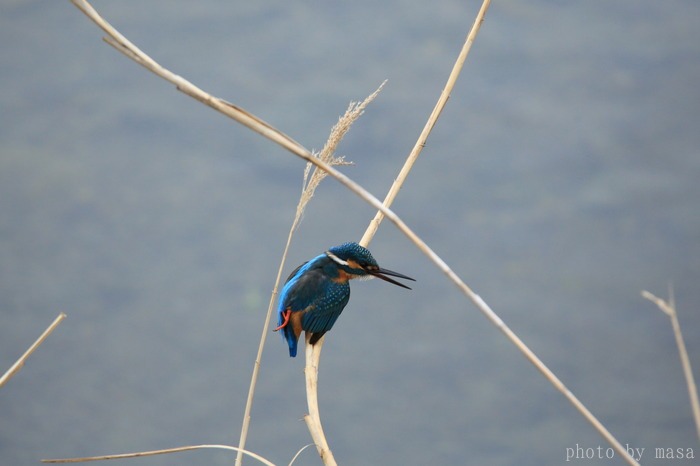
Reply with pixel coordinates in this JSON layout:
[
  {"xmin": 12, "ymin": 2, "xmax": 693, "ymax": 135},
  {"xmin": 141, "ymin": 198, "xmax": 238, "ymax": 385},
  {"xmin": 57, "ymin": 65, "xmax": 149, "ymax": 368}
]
[{"xmin": 368, "ymin": 267, "xmax": 415, "ymax": 290}]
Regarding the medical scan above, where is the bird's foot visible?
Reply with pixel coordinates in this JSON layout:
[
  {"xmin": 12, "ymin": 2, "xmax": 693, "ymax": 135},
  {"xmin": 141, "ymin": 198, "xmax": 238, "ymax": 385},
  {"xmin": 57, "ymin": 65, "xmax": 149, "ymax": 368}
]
[{"xmin": 273, "ymin": 309, "xmax": 292, "ymax": 331}]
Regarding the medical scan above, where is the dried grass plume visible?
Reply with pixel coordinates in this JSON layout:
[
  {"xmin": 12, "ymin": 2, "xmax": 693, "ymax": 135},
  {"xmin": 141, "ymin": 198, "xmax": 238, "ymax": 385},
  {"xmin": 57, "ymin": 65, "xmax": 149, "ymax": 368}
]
[{"xmin": 295, "ymin": 81, "xmax": 386, "ymax": 227}]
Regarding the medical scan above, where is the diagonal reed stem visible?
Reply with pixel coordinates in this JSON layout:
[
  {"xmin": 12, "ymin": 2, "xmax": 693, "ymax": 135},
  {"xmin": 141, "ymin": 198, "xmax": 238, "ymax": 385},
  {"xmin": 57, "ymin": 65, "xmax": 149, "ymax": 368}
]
[
  {"xmin": 0, "ymin": 312, "xmax": 67, "ymax": 388},
  {"xmin": 360, "ymin": 0, "xmax": 491, "ymax": 248}
]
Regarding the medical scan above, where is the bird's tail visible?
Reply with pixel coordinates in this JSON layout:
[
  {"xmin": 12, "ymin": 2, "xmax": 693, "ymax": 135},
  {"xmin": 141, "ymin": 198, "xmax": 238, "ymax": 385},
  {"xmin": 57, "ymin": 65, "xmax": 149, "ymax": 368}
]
[
  {"xmin": 284, "ymin": 327, "xmax": 298, "ymax": 358},
  {"xmin": 288, "ymin": 336, "xmax": 298, "ymax": 357}
]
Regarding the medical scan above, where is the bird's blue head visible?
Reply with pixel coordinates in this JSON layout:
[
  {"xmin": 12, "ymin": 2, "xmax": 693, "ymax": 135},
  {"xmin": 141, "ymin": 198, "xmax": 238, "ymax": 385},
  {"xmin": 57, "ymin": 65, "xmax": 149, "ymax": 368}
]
[{"xmin": 325, "ymin": 242, "xmax": 414, "ymax": 289}]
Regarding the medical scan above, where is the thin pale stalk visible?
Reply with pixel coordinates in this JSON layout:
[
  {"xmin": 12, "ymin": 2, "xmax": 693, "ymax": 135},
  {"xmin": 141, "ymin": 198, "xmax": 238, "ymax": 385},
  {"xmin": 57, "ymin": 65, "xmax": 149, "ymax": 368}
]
[
  {"xmin": 43, "ymin": 444, "xmax": 274, "ymax": 466},
  {"xmin": 69, "ymin": 3, "xmax": 640, "ymax": 464},
  {"xmin": 642, "ymin": 290, "xmax": 700, "ymax": 441},
  {"xmin": 672, "ymin": 313, "xmax": 700, "ymax": 441},
  {"xmin": 287, "ymin": 444, "xmax": 315, "ymax": 466},
  {"xmin": 360, "ymin": 0, "xmax": 491, "ymax": 247},
  {"xmin": 0, "ymin": 312, "xmax": 67, "ymax": 388},
  {"xmin": 236, "ymin": 222, "xmax": 298, "ymax": 466}
]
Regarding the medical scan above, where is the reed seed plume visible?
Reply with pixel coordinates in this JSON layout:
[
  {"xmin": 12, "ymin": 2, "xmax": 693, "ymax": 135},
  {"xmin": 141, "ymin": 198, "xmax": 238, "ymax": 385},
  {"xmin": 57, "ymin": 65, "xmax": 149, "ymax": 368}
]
[{"xmin": 294, "ymin": 81, "xmax": 386, "ymax": 227}]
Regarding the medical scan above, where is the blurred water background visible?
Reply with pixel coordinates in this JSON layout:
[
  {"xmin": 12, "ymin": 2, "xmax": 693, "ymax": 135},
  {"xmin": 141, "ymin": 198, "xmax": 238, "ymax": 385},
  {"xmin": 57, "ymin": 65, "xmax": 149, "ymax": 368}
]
[{"xmin": 1, "ymin": 1, "xmax": 699, "ymax": 465}]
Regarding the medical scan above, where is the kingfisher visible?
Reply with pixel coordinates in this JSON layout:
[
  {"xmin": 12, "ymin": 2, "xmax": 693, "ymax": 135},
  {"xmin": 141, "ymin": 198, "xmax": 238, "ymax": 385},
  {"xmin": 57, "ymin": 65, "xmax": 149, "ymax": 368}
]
[{"xmin": 274, "ymin": 242, "xmax": 414, "ymax": 357}]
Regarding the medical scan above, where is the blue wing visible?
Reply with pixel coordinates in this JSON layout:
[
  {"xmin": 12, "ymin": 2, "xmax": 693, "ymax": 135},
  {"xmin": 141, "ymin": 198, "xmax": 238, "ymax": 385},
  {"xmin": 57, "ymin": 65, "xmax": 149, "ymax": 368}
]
[
  {"xmin": 277, "ymin": 254, "xmax": 351, "ymax": 355},
  {"xmin": 301, "ymin": 282, "xmax": 350, "ymax": 335}
]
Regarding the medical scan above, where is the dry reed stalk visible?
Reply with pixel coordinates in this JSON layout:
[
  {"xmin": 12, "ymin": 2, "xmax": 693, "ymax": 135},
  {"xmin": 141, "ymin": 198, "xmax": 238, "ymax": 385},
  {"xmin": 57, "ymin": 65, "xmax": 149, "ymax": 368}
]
[
  {"xmin": 66, "ymin": 2, "xmax": 641, "ymax": 465},
  {"xmin": 42, "ymin": 444, "xmax": 274, "ymax": 465},
  {"xmin": 236, "ymin": 86, "xmax": 383, "ymax": 466},
  {"xmin": 642, "ymin": 289, "xmax": 700, "ymax": 441},
  {"xmin": 303, "ymin": 2, "xmax": 493, "ymax": 463},
  {"xmin": 360, "ymin": 0, "xmax": 491, "ymax": 247},
  {"xmin": 303, "ymin": 333, "xmax": 336, "ymax": 465},
  {"xmin": 0, "ymin": 312, "xmax": 66, "ymax": 388}
]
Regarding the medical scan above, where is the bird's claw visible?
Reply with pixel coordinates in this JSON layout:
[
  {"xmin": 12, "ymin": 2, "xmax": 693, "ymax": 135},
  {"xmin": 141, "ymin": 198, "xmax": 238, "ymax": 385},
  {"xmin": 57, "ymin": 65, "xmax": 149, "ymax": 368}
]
[{"xmin": 274, "ymin": 309, "xmax": 292, "ymax": 332}]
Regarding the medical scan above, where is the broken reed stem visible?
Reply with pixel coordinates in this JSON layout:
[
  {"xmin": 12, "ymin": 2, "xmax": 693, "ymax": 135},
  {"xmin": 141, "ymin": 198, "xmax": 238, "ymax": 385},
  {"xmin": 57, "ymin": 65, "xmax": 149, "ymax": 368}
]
[
  {"xmin": 360, "ymin": 0, "xmax": 491, "ymax": 247},
  {"xmin": 0, "ymin": 312, "xmax": 66, "ymax": 388},
  {"xmin": 303, "ymin": 334, "xmax": 337, "ymax": 465},
  {"xmin": 642, "ymin": 289, "xmax": 700, "ymax": 442},
  {"xmin": 69, "ymin": 2, "xmax": 640, "ymax": 465}
]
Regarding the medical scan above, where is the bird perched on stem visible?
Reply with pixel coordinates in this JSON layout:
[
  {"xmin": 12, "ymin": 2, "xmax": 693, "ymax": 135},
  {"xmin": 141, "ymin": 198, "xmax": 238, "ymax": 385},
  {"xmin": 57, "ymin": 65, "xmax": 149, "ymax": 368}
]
[{"xmin": 275, "ymin": 242, "xmax": 414, "ymax": 357}]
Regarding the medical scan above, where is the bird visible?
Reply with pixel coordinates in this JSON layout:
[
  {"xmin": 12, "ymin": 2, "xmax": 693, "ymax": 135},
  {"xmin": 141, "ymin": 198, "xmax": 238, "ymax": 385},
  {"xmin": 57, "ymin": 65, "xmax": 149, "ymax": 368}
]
[{"xmin": 274, "ymin": 242, "xmax": 414, "ymax": 357}]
